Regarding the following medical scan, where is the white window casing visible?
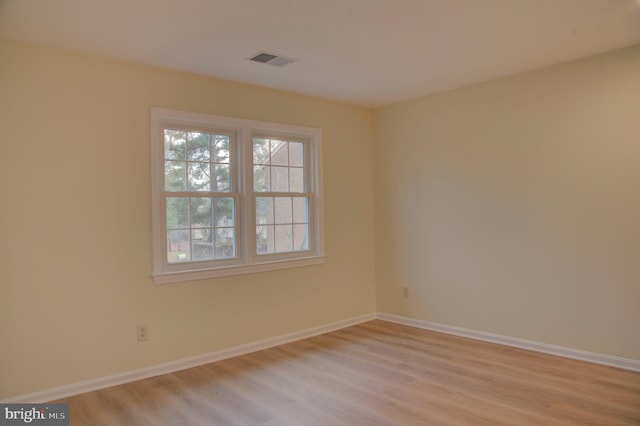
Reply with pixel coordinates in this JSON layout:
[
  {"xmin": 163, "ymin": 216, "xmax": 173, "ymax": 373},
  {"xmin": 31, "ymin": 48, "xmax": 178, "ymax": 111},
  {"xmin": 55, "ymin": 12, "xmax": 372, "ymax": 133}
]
[{"xmin": 151, "ymin": 108, "xmax": 324, "ymax": 284}]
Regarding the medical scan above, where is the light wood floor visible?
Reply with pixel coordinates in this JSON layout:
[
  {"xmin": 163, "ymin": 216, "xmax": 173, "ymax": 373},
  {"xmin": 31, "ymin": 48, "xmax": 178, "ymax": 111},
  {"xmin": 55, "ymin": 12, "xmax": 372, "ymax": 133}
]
[{"xmin": 54, "ymin": 320, "xmax": 640, "ymax": 425}]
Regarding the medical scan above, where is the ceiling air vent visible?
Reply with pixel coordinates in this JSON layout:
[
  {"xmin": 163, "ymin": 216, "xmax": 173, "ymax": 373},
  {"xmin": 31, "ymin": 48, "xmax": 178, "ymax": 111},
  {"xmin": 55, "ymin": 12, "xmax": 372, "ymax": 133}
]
[{"xmin": 248, "ymin": 51, "xmax": 297, "ymax": 67}]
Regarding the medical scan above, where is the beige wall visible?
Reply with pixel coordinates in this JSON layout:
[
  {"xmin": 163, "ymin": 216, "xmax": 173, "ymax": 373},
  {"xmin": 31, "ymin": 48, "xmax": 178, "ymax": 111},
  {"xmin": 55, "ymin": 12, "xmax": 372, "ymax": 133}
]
[
  {"xmin": 374, "ymin": 45, "xmax": 640, "ymax": 359},
  {"xmin": 3, "ymin": 36, "xmax": 639, "ymax": 400},
  {"xmin": 0, "ymin": 39, "xmax": 376, "ymax": 399}
]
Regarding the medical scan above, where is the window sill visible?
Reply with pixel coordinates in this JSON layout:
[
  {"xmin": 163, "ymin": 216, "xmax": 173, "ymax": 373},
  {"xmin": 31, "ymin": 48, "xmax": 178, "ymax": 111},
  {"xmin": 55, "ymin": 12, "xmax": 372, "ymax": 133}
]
[{"xmin": 152, "ymin": 255, "xmax": 325, "ymax": 285}]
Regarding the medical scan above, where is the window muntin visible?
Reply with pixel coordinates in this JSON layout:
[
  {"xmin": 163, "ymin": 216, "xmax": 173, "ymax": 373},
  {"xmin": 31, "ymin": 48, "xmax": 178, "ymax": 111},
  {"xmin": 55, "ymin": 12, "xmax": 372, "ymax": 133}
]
[
  {"xmin": 166, "ymin": 196, "xmax": 236, "ymax": 263},
  {"xmin": 164, "ymin": 130, "xmax": 232, "ymax": 192},
  {"xmin": 151, "ymin": 108, "xmax": 324, "ymax": 284},
  {"xmin": 256, "ymin": 196, "xmax": 310, "ymax": 254},
  {"xmin": 253, "ymin": 138, "xmax": 305, "ymax": 192}
]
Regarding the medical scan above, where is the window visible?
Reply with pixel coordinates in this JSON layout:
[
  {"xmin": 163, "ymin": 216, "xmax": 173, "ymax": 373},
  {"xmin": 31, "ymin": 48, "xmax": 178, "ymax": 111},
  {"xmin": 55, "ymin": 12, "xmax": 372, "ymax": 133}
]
[{"xmin": 151, "ymin": 108, "xmax": 324, "ymax": 284}]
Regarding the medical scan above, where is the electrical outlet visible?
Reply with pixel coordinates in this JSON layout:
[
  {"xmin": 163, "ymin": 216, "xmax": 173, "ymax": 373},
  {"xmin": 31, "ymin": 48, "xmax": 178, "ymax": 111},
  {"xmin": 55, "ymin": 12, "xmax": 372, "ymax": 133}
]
[
  {"xmin": 137, "ymin": 325, "xmax": 149, "ymax": 342},
  {"xmin": 402, "ymin": 286, "xmax": 409, "ymax": 298}
]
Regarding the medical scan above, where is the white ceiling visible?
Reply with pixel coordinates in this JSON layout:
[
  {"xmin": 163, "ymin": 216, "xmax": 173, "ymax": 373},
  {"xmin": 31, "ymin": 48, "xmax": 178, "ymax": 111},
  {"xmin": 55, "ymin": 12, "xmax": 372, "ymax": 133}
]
[{"xmin": 1, "ymin": 0, "xmax": 640, "ymax": 107}]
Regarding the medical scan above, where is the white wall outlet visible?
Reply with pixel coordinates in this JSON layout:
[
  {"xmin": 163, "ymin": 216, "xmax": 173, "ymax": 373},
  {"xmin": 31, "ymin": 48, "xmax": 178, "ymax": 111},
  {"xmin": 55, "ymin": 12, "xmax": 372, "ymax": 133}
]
[{"xmin": 137, "ymin": 325, "xmax": 149, "ymax": 342}]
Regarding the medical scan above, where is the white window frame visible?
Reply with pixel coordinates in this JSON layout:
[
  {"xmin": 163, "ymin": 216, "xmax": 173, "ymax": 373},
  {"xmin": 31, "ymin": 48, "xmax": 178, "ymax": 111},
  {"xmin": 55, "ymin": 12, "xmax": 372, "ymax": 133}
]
[{"xmin": 151, "ymin": 108, "xmax": 324, "ymax": 284}]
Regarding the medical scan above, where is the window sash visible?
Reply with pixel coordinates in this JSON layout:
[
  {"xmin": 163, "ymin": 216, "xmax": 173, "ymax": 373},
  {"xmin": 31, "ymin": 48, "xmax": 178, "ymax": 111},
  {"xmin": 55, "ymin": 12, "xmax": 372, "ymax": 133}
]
[
  {"xmin": 161, "ymin": 192, "xmax": 242, "ymax": 271},
  {"xmin": 250, "ymin": 192, "xmax": 315, "ymax": 260}
]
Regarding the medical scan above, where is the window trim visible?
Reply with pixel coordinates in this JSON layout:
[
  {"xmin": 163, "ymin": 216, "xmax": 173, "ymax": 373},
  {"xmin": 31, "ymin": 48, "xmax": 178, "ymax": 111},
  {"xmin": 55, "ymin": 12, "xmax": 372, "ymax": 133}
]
[{"xmin": 150, "ymin": 108, "xmax": 324, "ymax": 284}]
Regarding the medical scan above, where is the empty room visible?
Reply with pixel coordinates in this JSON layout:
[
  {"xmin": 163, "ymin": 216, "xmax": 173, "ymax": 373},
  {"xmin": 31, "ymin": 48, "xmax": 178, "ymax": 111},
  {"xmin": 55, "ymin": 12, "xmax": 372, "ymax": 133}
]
[{"xmin": 1, "ymin": 0, "xmax": 639, "ymax": 424}]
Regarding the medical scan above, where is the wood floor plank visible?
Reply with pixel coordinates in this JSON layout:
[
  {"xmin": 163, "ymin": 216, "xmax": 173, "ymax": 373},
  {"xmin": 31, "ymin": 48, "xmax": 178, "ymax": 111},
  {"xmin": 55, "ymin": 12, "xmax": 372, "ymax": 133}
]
[{"xmin": 53, "ymin": 320, "xmax": 640, "ymax": 425}]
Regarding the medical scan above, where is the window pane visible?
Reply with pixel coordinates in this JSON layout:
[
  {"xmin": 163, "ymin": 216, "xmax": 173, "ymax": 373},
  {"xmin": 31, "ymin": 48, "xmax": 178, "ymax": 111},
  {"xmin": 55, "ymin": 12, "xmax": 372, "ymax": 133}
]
[
  {"xmin": 166, "ymin": 197, "xmax": 189, "ymax": 229},
  {"xmin": 164, "ymin": 130, "xmax": 186, "ymax": 160},
  {"xmin": 253, "ymin": 138, "xmax": 270, "ymax": 164},
  {"xmin": 289, "ymin": 142, "xmax": 304, "ymax": 167},
  {"xmin": 187, "ymin": 132, "xmax": 210, "ymax": 161},
  {"xmin": 289, "ymin": 167, "xmax": 304, "ymax": 192},
  {"xmin": 213, "ymin": 164, "xmax": 231, "ymax": 192},
  {"xmin": 292, "ymin": 197, "xmax": 309, "ymax": 224},
  {"xmin": 253, "ymin": 165, "xmax": 270, "ymax": 192},
  {"xmin": 272, "ymin": 166, "xmax": 289, "ymax": 191},
  {"xmin": 257, "ymin": 225, "xmax": 274, "ymax": 254},
  {"xmin": 256, "ymin": 197, "xmax": 273, "ymax": 225},
  {"xmin": 274, "ymin": 197, "xmax": 292, "ymax": 224},
  {"xmin": 191, "ymin": 228, "xmax": 214, "ymax": 261},
  {"xmin": 190, "ymin": 198, "xmax": 211, "ymax": 227},
  {"xmin": 188, "ymin": 162, "xmax": 211, "ymax": 191},
  {"xmin": 167, "ymin": 229, "xmax": 190, "ymax": 262},
  {"xmin": 274, "ymin": 224, "xmax": 293, "ymax": 253},
  {"xmin": 215, "ymin": 228, "xmax": 235, "ymax": 258},
  {"xmin": 213, "ymin": 197, "xmax": 234, "ymax": 226},
  {"xmin": 271, "ymin": 140, "xmax": 288, "ymax": 166},
  {"xmin": 213, "ymin": 135, "xmax": 230, "ymax": 164},
  {"xmin": 293, "ymin": 224, "xmax": 309, "ymax": 251},
  {"xmin": 165, "ymin": 161, "xmax": 186, "ymax": 191}
]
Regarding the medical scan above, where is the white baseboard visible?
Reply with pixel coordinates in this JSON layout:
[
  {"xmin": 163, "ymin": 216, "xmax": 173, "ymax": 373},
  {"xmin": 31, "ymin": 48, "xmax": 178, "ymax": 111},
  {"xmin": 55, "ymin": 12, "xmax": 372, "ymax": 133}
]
[
  {"xmin": 2, "ymin": 313, "xmax": 376, "ymax": 403},
  {"xmin": 5, "ymin": 311, "xmax": 638, "ymax": 403},
  {"xmin": 376, "ymin": 312, "xmax": 640, "ymax": 372}
]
